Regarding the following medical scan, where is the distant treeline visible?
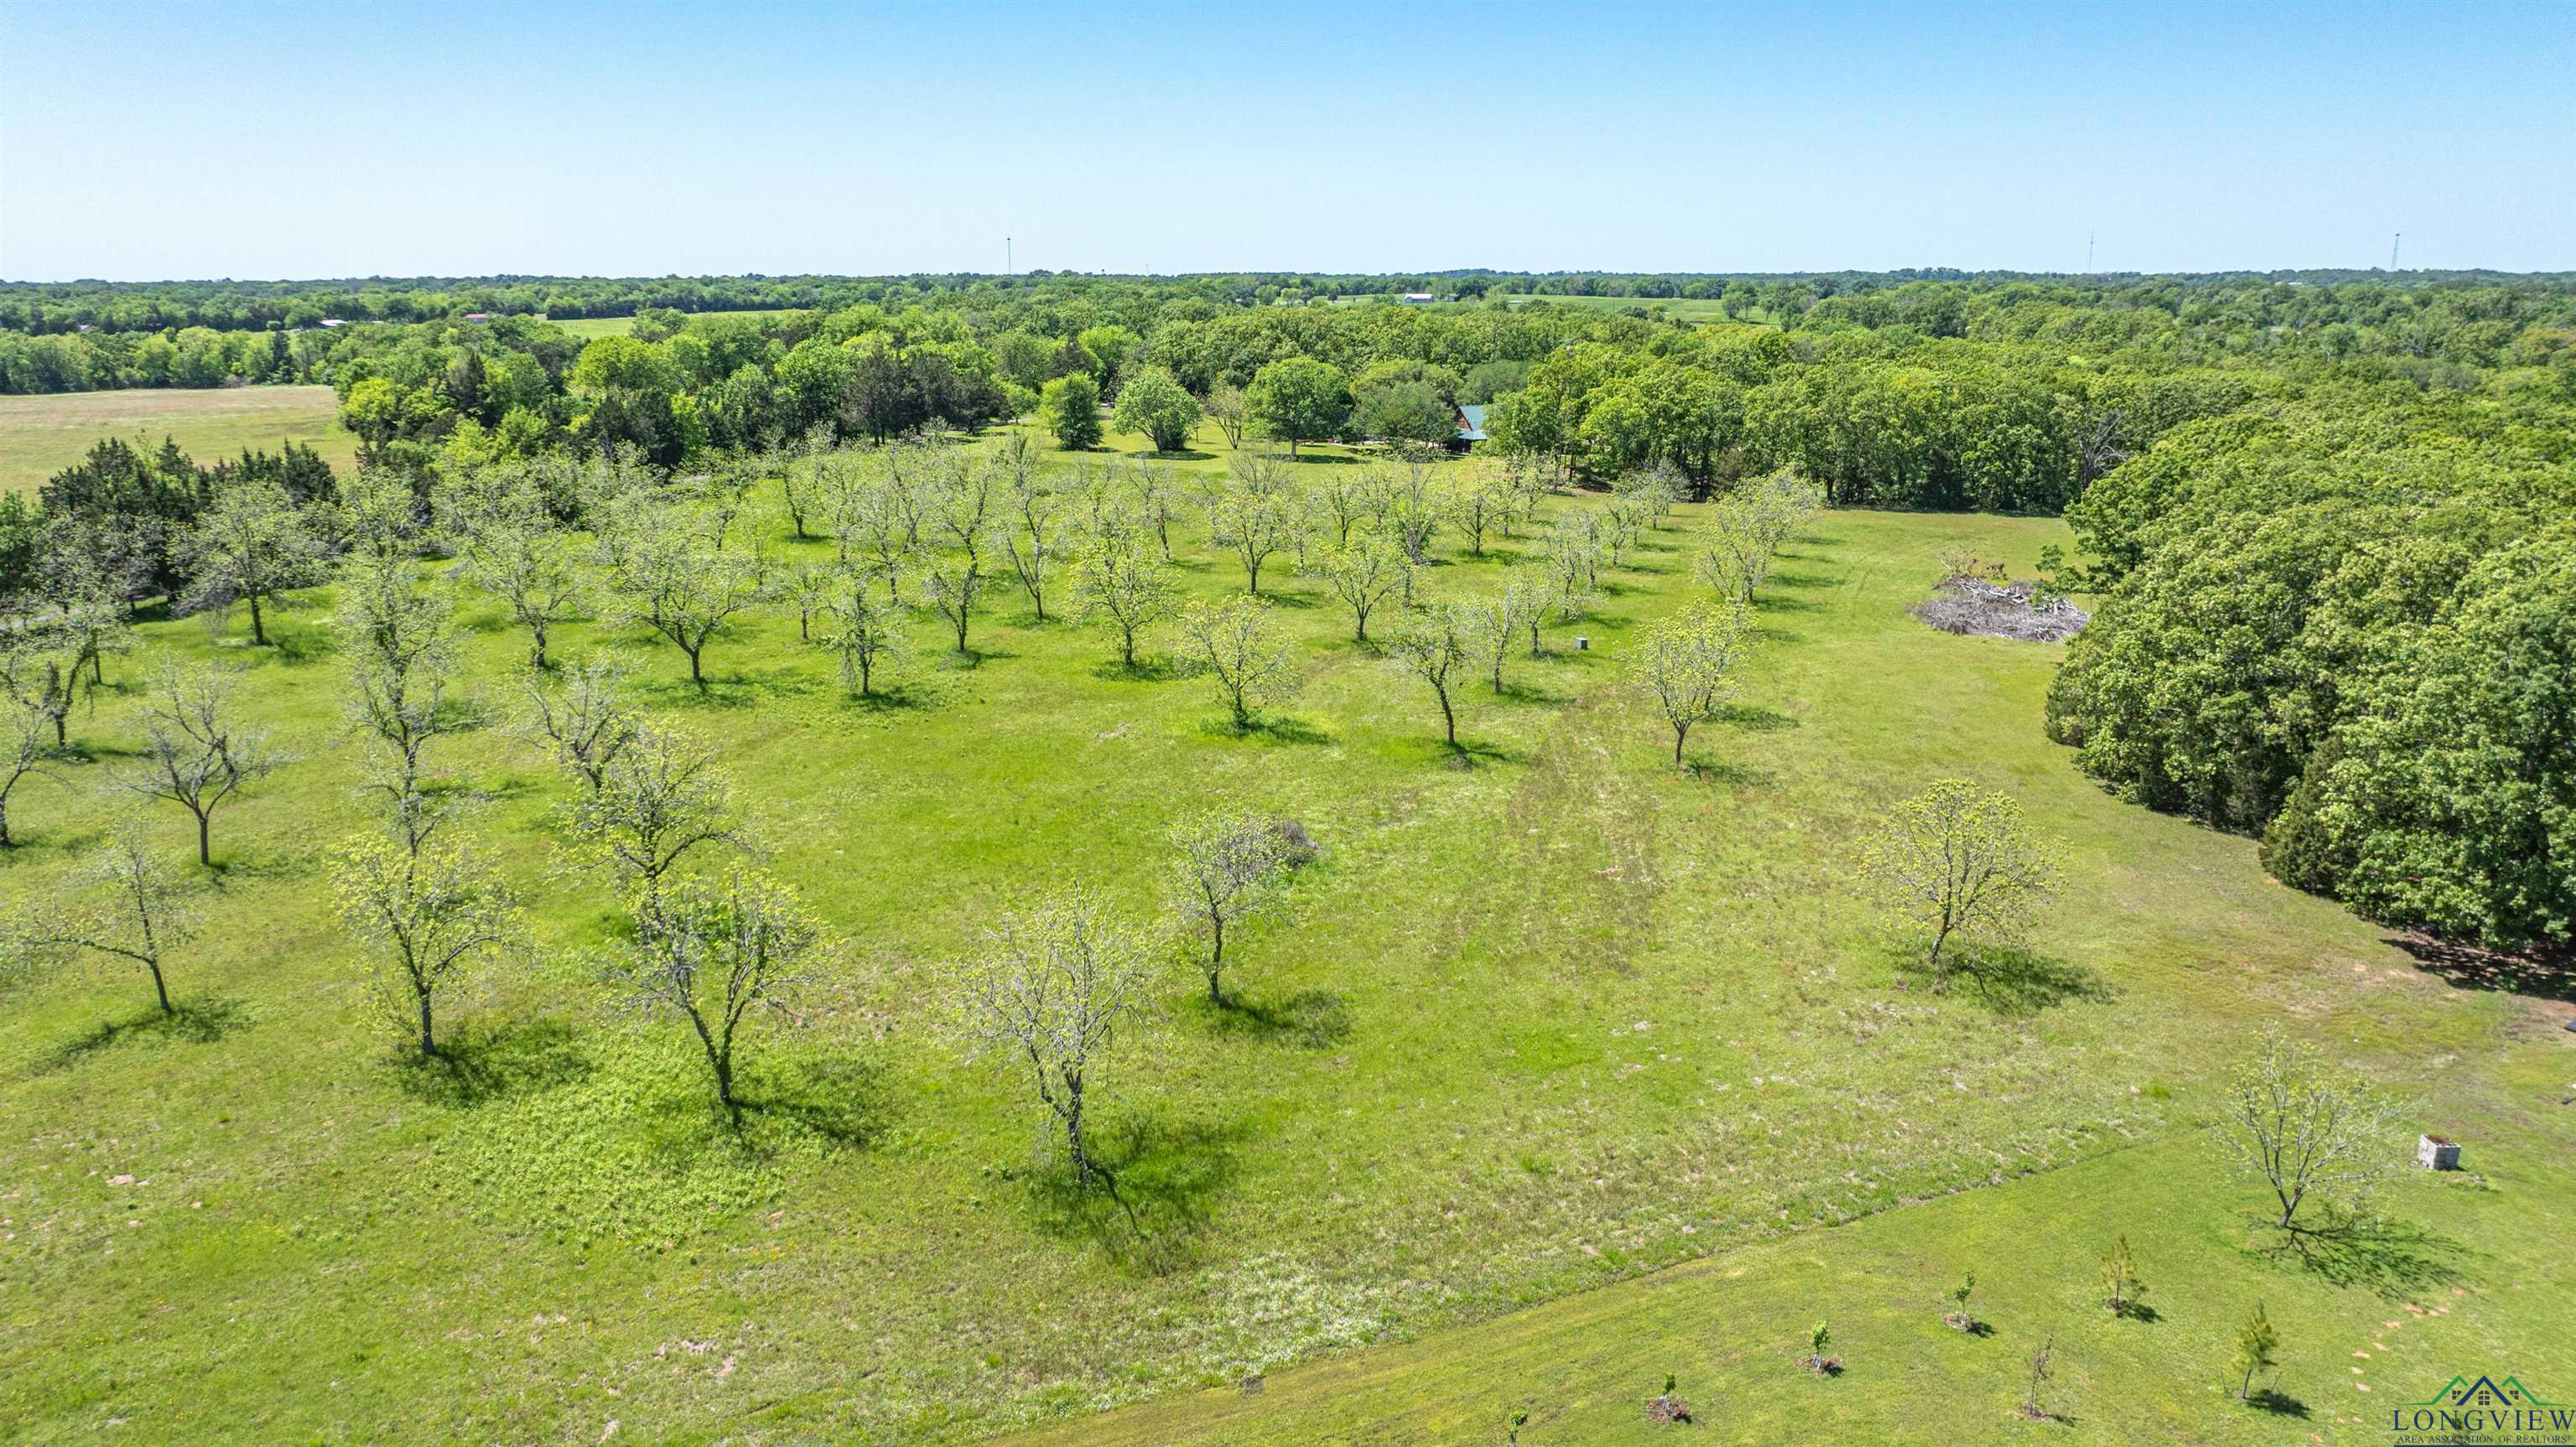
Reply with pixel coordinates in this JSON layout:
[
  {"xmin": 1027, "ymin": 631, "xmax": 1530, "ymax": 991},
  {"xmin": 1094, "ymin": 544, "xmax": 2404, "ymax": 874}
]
[{"xmin": 7, "ymin": 267, "xmax": 2574, "ymax": 335}]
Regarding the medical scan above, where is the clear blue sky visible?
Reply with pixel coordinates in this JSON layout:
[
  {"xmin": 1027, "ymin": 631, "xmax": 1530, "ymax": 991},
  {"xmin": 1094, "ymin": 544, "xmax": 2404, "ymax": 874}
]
[{"xmin": 3, "ymin": 0, "xmax": 2570, "ymax": 281}]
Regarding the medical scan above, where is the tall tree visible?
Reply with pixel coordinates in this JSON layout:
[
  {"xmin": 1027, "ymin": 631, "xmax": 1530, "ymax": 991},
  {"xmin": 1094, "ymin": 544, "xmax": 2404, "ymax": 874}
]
[{"xmin": 1245, "ymin": 357, "xmax": 1353, "ymax": 458}]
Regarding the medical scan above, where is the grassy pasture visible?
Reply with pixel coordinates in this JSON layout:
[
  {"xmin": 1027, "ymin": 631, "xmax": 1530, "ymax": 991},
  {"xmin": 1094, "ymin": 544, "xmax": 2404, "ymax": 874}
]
[
  {"xmin": 0, "ymin": 446, "xmax": 2566, "ymax": 1444},
  {"xmin": 0, "ymin": 385, "xmax": 357, "ymax": 496}
]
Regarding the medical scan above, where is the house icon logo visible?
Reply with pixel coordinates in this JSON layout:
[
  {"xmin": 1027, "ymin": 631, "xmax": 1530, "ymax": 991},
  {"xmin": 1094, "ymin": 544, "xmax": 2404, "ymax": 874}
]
[{"xmin": 2391, "ymin": 1375, "xmax": 2573, "ymax": 1444}]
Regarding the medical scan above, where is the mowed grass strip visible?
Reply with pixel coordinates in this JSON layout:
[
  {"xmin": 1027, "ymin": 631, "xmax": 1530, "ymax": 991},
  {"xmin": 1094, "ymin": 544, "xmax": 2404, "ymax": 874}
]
[
  {"xmin": 0, "ymin": 464, "xmax": 2559, "ymax": 1444},
  {"xmin": 0, "ymin": 385, "xmax": 357, "ymax": 495}
]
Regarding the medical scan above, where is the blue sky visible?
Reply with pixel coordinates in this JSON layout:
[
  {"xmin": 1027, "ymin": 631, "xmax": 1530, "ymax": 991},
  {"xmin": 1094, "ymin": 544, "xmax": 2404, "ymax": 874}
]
[{"xmin": 3, "ymin": 0, "xmax": 2570, "ymax": 280}]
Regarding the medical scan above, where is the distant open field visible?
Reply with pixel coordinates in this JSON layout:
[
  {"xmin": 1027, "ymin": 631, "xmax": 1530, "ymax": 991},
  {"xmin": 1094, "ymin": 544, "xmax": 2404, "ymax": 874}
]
[
  {"xmin": 546, "ymin": 308, "xmax": 798, "ymax": 338},
  {"xmin": 0, "ymin": 386, "xmax": 356, "ymax": 496}
]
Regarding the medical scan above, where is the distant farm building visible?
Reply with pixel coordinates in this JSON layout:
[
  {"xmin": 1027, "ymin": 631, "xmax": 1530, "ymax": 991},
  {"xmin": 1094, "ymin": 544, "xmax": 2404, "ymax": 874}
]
[
  {"xmin": 1402, "ymin": 292, "xmax": 1435, "ymax": 303},
  {"xmin": 1452, "ymin": 402, "xmax": 1488, "ymax": 450}
]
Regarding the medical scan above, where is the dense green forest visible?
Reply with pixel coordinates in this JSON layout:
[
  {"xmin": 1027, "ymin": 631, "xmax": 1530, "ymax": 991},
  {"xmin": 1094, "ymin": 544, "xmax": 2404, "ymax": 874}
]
[{"xmin": 5, "ymin": 270, "xmax": 2573, "ymax": 952}]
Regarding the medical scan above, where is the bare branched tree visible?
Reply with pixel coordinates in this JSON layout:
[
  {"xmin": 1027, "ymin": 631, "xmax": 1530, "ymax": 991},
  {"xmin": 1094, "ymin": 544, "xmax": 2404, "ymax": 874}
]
[
  {"xmin": 611, "ymin": 867, "xmax": 826, "ymax": 1123},
  {"xmin": 606, "ymin": 510, "xmax": 771, "ymax": 692},
  {"xmin": 450, "ymin": 479, "xmax": 585, "ymax": 669},
  {"xmin": 953, "ymin": 889, "xmax": 1158, "ymax": 1183},
  {"xmin": 332, "ymin": 832, "xmax": 522, "ymax": 1057},
  {"xmin": 1460, "ymin": 583, "xmax": 1535, "ymax": 692},
  {"xmin": 119, "ymin": 664, "xmax": 290, "ymax": 866},
  {"xmin": 340, "ymin": 550, "xmax": 469, "ymax": 853},
  {"xmin": 920, "ymin": 448, "xmax": 1000, "ymax": 653},
  {"xmin": 2223, "ymin": 1029, "xmax": 2398, "ymax": 1229},
  {"xmin": 1386, "ymin": 604, "xmax": 1474, "ymax": 750},
  {"xmin": 1167, "ymin": 807, "xmax": 1293, "ymax": 1004},
  {"xmin": 1209, "ymin": 464, "xmax": 1301, "ymax": 595},
  {"xmin": 566, "ymin": 726, "xmax": 746, "ymax": 903},
  {"xmin": 995, "ymin": 463, "xmax": 1064, "ymax": 621},
  {"xmin": 0, "ymin": 690, "xmax": 55, "ymax": 847},
  {"xmin": 1176, "ymin": 596, "xmax": 1302, "ymax": 730},
  {"xmin": 813, "ymin": 564, "xmax": 908, "ymax": 697},
  {"xmin": 1072, "ymin": 528, "xmax": 1176, "ymax": 668},
  {"xmin": 1308, "ymin": 531, "xmax": 1410, "ymax": 643},
  {"xmin": 14, "ymin": 819, "xmax": 201, "ymax": 1014},
  {"xmin": 522, "ymin": 653, "xmax": 642, "ymax": 793}
]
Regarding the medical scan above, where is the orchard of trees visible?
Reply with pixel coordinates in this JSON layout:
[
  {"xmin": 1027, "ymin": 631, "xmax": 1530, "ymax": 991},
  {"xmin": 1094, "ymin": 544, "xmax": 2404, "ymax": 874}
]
[{"xmin": 8, "ymin": 264, "xmax": 2573, "ymax": 956}]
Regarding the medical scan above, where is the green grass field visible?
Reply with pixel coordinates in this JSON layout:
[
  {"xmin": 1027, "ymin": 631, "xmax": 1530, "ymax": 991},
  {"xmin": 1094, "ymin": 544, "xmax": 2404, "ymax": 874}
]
[
  {"xmin": 1, "ymin": 445, "xmax": 2567, "ymax": 1444},
  {"xmin": 0, "ymin": 385, "xmax": 358, "ymax": 497}
]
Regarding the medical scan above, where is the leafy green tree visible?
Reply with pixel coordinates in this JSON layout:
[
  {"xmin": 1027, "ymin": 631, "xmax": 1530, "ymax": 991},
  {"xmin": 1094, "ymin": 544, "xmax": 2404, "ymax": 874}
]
[
  {"xmin": 179, "ymin": 477, "xmax": 328, "ymax": 646},
  {"xmin": 1040, "ymin": 373, "xmax": 1104, "ymax": 449},
  {"xmin": 1634, "ymin": 599, "xmax": 1749, "ymax": 766},
  {"xmin": 1856, "ymin": 779, "xmax": 2060, "ymax": 979},
  {"xmin": 1245, "ymin": 357, "xmax": 1353, "ymax": 458},
  {"xmin": 1110, "ymin": 366, "xmax": 1202, "ymax": 453}
]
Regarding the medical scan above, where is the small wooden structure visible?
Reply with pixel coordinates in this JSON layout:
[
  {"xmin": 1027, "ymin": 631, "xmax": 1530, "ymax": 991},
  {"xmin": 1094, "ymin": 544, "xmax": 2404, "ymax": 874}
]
[{"xmin": 2417, "ymin": 1133, "xmax": 2461, "ymax": 1171}]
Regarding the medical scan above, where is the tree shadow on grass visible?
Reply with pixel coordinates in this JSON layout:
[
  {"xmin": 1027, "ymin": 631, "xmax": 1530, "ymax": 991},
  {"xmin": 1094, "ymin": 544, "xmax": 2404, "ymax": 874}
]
[
  {"xmin": 394, "ymin": 1018, "xmax": 593, "ymax": 1107},
  {"xmin": 1195, "ymin": 988, "xmax": 1353, "ymax": 1050},
  {"xmin": 1959, "ymin": 945, "xmax": 2116, "ymax": 1017},
  {"xmin": 1248, "ymin": 588, "xmax": 1320, "ymax": 609},
  {"xmin": 1089, "ymin": 656, "xmax": 1192, "ymax": 683},
  {"xmin": 1026, "ymin": 1112, "xmax": 1247, "ymax": 1275},
  {"xmin": 2259, "ymin": 1208, "xmax": 2470, "ymax": 1299},
  {"xmin": 1718, "ymin": 703, "xmax": 1800, "ymax": 732},
  {"xmin": 2247, "ymin": 1388, "xmax": 2310, "ymax": 1418},
  {"xmin": 1751, "ymin": 591, "xmax": 1824, "ymax": 613},
  {"xmin": 1684, "ymin": 755, "xmax": 1777, "ymax": 789},
  {"xmin": 1198, "ymin": 715, "xmax": 1337, "ymax": 746},
  {"xmin": 33, "ymin": 998, "xmax": 247, "ymax": 1076},
  {"xmin": 1769, "ymin": 569, "xmax": 1833, "ymax": 589},
  {"xmin": 1492, "ymin": 680, "xmax": 1573, "ymax": 708},
  {"xmin": 2384, "ymin": 932, "xmax": 2574, "ymax": 1004},
  {"xmin": 742, "ymin": 1052, "xmax": 896, "ymax": 1150}
]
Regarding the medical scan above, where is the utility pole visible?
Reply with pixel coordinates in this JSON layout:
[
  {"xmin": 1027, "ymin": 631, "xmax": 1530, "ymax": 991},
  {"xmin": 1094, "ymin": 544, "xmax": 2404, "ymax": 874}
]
[
  {"xmin": 1006, "ymin": 236, "xmax": 1013, "ymax": 275},
  {"xmin": 2391, "ymin": 232, "xmax": 2401, "ymax": 271},
  {"xmin": 2086, "ymin": 231, "xmax": 2096, "ymax": 273}
]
